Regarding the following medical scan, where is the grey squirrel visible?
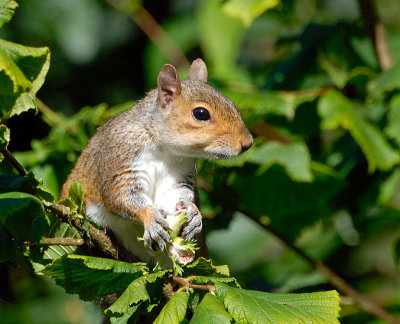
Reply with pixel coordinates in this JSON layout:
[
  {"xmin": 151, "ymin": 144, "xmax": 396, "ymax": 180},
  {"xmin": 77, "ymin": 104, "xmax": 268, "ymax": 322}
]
[{"xmin": 61, "ymin": 59, "xmax": 253, "ymax": 264}]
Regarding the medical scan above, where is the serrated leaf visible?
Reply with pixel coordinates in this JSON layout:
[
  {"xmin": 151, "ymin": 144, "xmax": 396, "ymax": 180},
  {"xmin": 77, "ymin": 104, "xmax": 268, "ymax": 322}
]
[
  {"xmin": 0, "ymin": 191, "xmax": 47, "ymax": 243},
  {"xmin": 58, "ymin": 196, "xmax": 78, "ymax": 213},
  {"xmin": 190, "ymin": 293, "xmax": 232, "ymax": 324},
  {"xmin": 185, "ymin": 257, "xmax": 230, "ymax": 277},
  {"xmin": 153, "ymin": 291, "xmax": 189, "ymax": 324},
  {"xmin": 68, "ymin": 181, "xmax": 85, "ymax": 214},
  {"xmin": 215, "ymin": 283, "xmax": 340, "ymax": 324},
  {"xmin": 217, "ymin": 141, "xmax": 314, "ymax": 182},
  {"xmin": 43, "ymin": 255, "xmax": 146, "ymax": 301},
  {"xmin": 0, "ymin": 124, "xmax": 10, "ymax": 152},
  {"xmin": 0, "ymin": 173, "xmax": 38, "ymax": 194},
  {"xmin": 318, "ymin": 90, "xmax": 400, "ymax": 172},
  {"xmin": 0, "ymin": 0, "xmax": 18, "ymax": 29},
  {"xmin": 222, "ymin": 0, "xmax": 280, "ymax": 27},
  {"xmin": 105, "ymin": 270, "xmax": 170, "ymax": 317},
  {"xmin": 0, "ymin": 39, "xmax": 50, "ymax": 120},
  {"xmin": 191, "ymin": 276, "xmax": 240, "ymax": 288}
]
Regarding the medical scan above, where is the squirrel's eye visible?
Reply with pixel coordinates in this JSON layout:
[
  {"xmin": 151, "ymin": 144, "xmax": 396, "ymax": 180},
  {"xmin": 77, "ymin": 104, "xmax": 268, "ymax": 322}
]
[{"xmin": 192, "ymin": 107, "xmax": 210, "ymax": 121}]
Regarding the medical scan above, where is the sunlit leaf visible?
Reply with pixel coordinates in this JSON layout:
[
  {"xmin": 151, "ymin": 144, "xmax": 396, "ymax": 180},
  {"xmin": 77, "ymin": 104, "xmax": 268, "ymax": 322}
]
[
  {"xmin": 0, "ymin": 124, "xmax": 10, "ymax": 161},
  {"xmin": 0, "ymin": 0, "xmax": 18, "ymax": 29},
  {"xmin": 105, "ymin": 270, "xmax": 170, "ymax": 317},
  {"xmin": 43, "ymin": 255, "xmax": 147, "ymax": 301},
  {"xmin": 153, "ymin": 291, "xmax": 188, "ymax": 324},
  {"xmin": 215, "ymin": 283, "xmax": 340, "ymax": 324},
  {"xmin": 318, "ymin": 90, "xmax": 400, "ymax": 172},
  {"xmin": 0, "ymin": 39, "xmax": 50, "ymax": 119},
  {"xmin": 222, "ymin": 0, "xmax": 280, "ymax": 27},
  {"xmin": 217, "ymin": 141, "xmax": 314, "ymax": 182},
  {"xmin": 190, "ymin": 293, "xmax": 232, "ymax": 324}
]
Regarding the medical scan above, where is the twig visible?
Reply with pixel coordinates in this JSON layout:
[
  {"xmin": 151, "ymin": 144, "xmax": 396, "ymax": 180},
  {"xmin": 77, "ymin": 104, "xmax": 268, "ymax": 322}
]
[
  {"xmin": 240, "ymin": 208, "xmax": 400, "ymax": 324},
  {"xmin": 357, "ymin": 0, "xmax": 394, "ymax": 71},
  {"xmin": 1, "ymin": 148, "xmax": 28, "ymax": 176},
  {"xmin": 105, "ymin": 0, "xmax": 189, "ymax": 69},
  {"xmin": 28, "ymin": 238, "xmax": 85, "ymax": 246},
  {"xmin": 170, "ymin": 275, "xmax": 213, "ymax": 292}
]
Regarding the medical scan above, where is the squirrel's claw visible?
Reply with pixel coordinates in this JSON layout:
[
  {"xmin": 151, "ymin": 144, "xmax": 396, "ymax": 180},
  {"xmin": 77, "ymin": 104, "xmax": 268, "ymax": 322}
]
[
  {"xmin": 144, "ymin": 214, "xmax": 170, "ymax": 251},
  {"xmin": 176, "ymin": 200, "xmax": 203, "ymax": 241}
]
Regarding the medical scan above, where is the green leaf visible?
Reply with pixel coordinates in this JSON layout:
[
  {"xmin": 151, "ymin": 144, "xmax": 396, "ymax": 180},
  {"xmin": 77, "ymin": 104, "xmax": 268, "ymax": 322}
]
[
  {"xmin": 378, "ymin": 167, "xmax": 400, "ymax": 206},
  {"xmin": 318, "ymin": 90, "xmax": 400, "ymax": 172},
  {"xmin": 185, "ymin": 257, "xmax": 230, "ymax": 277},
  {"xmin": 385, "ymin": 94, "xmax": 400, "ymax": 147},
  {"xmin": 0, "ymin": 191, "xmax": 47, "ymax": 243},
  {"xmin": 153, "ymin": 291, "xmax": 189, "ymax": 324},
  {"xmin": 105, "ymin": 270, "xmax": 170, "ymax": 317},
  {"xmin": 215, "ymin": 284, "xmax": 341, "ymax": 324},
  {"xmin": 68, "ymin": 181, "xmax": 85, "ymax": 214},
  {"xmin": 0, "ymin": 39, "xmax": 50, "ymax": 119},
  {"xmin": 0, "ymin": 0, "xmax": 18, "ymax": 29},
  {"xmin": 0, "ymin": 124, "xmax": 10, "ymax": 153},
  {"xmin": 0, "ymin": 222, "xmax": 16, "ymax": 263},
  {"xmin": 190, "ymin": 293, "xmax": 232, "ymax": 324},
  {"xmin": 368, "ymin": 62, "xmax": 400, "ymax": 96},
  {"xmin": 0, "ymin": 173, "xmax": 38, "ymax": 194},
  {"xmin": 43, "ymin": 255, "xmax": 146, "ymax": 301},
  {"xmin": 222, "ymin": 0, "xmax": 280, "ymax": 27},
  {"xmin": 197, "ymin": 0, "xmax": 244, "ymax": 75},
  {"xmin": 190, "ymin": 276, "xmax": 240, "ymax": 288},
  {"xmin": 217, "ymin": 141, "xmax": 314, "ymax": 182}
]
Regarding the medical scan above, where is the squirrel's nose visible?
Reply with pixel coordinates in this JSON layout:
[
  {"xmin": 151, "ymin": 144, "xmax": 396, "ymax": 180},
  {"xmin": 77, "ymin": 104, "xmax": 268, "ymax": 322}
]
[{"xmin": 240, "ymin": 135, "xmax": 253, "ymax": 153}]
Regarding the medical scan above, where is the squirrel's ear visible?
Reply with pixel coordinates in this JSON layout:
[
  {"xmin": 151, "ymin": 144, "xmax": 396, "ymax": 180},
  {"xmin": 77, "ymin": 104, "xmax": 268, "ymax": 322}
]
[
  {"xmin": 157, "ymin": 64, "xmax": 182, "ymax": 108},
  {"xmin": 188, "ymin": 58, "xmax": 208, "ymax": 83}
]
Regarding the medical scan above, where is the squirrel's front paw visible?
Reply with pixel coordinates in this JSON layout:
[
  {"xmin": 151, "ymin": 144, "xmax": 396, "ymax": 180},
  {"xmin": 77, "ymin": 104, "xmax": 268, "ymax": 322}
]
[
  {"xmin": 176, "ymin": 200, "xmax": 203, "ymax": 241},
  {"xmin": 143, "ymin": 212, "xmax": 170, "ymax": 251}
]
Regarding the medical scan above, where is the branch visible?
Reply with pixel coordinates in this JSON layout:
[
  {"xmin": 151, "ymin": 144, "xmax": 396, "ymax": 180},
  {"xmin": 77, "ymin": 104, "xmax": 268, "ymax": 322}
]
[
  {"xmin": 28, "ymin": 238, "xmax": 85, "ymax": 246},
  {"xmin": 105, "ymin": 0, "xmax": 189, "ymax": 69},
  {"xmin": 240, "ymin": 208, "xmax": 400, "ymax": 324},
  {"xmin": 47, "ymin": 203, "xmax": 139, "ymax": 263},
  {"xmin": 1, "ymin": 148, "xmax": 28, "ymax": 176},
  {"xmin": 170, "ymin": 275, "xmax": 213, "ymax": 292},
  {"xmin": 357, "ymin": 0, "xmax": 394, "ymax": 71}
]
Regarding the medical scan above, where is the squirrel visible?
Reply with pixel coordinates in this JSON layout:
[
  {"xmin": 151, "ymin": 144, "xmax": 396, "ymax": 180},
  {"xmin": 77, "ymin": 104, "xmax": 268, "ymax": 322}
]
[{"xmin": 60, "ymin": 59, "xmax": 253, "ymax": 264}]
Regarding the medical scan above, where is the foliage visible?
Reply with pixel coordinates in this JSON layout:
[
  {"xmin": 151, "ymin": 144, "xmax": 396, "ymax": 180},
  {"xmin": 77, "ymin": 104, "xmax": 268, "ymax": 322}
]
[{"xmin": 2, "ymin": 0, "xmax": 400, "ymax": 323}]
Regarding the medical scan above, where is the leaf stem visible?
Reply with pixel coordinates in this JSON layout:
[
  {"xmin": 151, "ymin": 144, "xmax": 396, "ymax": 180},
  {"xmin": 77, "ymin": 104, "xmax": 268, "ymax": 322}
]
[
  {"xmin": 170, "ymin": 275, "xmax": 213, "ymax": 292},
  {"xmin": 1, "ymin": 148, "xmax": 28, "ymax": 176}
]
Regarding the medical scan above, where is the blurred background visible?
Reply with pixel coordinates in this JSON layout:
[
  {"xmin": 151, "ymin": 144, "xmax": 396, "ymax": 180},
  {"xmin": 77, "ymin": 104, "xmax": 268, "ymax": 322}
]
[{"xmin": 1, "ymin": 0, "xmax": 400, "ymax": 323}]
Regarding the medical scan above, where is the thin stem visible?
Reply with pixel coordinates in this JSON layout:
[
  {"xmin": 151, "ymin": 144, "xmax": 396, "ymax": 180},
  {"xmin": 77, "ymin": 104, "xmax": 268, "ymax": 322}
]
[
  {"xmin": 105, "ymin": 0, "xmax": 189, "ymax": 69},
  {"xmin": 357, "ymin": 0, "xmax": 394, "ymax": 71},
  {"xmin": 171, "ymin": 275, "xmax": 213, "ymax": 292},
  {"xmin": 1, "ymin": 148, "xmax": 28, "ymax": 176}
]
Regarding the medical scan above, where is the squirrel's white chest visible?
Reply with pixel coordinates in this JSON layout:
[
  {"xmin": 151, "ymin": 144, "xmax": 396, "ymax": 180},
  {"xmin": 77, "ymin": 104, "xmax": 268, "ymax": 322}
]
[{"xmin": 132, "ymin": 147, "xmax": 195, "ymax": 215}]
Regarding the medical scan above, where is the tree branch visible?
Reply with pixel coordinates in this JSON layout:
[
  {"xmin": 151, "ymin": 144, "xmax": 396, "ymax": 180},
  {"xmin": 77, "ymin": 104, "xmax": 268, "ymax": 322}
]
[
  {"xmin": 1, "ymin": 148, "xmax": 28, "ymax": 176},
  {"xmin": 357, "ymin": 0, "xmax": 394, "ymax": 71},
  {"xmin": 104, "ymin": 0, "xmax": 189, "ymax": 69},
  {"xmin": 240, "ymin": 208, "xmax": 400, "ymax": 324},
  {"xmin": 47, "ymin": 203, "xmax": 139, "ymax": 263},
  {"xmin": 28, "ymin": 238, "xmax": 85, "ymax": 246}
]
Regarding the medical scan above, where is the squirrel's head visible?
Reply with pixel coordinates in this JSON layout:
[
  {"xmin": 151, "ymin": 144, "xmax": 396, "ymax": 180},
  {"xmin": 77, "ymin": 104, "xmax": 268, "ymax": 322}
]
[{"xmin": 156, "ymin": 59, "xmax": 253, "ymax": 159}]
